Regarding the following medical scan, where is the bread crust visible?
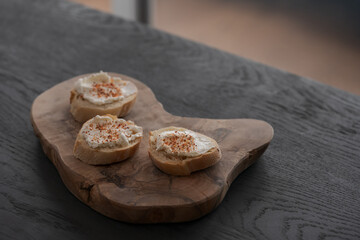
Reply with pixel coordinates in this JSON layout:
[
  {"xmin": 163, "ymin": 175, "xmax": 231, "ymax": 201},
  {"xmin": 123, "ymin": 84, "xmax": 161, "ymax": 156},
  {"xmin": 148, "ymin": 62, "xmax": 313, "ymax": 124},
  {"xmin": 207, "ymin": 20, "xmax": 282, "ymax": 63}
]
[
  {"xmin": 70, "ymin": 88, "xmax": 137, "ymax": 123},
  {"xmin": 148, "ymin": 127, "xmax": 221, "ymax": 175},
  {"xmin": 73, "ymin": 115, "xmax": 142, "ymax": 165}
]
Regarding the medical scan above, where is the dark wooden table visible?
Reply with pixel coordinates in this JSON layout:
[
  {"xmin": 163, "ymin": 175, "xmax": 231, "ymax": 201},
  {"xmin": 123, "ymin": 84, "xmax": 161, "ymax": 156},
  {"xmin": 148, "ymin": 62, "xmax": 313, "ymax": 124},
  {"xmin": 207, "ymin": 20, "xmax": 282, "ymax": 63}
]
[{"xmin": 1, "ymin": 0, "xmax": 359, "ymax": 239}]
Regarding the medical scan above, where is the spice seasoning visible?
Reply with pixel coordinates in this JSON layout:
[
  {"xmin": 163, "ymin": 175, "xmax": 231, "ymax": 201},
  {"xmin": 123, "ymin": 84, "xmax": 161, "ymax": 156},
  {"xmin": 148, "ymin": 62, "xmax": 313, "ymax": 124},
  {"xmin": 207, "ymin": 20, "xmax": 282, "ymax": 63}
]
[
  {"xmin": 81, "ymin": 115, "xmax": 143, "ymax": 148},
  {"xmin": 155, "ymin": 129, "xmax": 216, "ymax": 157},
  {"xmin": 161, "ymin": 132, "xmax": 197, "ymax": 153}
]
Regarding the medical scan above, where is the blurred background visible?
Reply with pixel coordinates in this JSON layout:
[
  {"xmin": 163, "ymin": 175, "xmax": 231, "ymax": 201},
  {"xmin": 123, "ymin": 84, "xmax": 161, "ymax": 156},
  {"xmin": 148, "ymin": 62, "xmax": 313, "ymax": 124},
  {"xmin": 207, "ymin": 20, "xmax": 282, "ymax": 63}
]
[{"xmin": 71, "ymin": 0, "xmax": 360, "ymax": 95}]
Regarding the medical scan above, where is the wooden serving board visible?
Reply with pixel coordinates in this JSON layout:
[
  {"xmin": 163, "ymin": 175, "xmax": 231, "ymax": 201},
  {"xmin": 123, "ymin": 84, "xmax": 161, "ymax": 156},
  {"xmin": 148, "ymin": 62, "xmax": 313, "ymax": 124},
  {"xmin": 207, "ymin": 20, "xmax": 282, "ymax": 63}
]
[{"xmin": 31, "ymin": 73, "xmax": 274, "ymax": 223}]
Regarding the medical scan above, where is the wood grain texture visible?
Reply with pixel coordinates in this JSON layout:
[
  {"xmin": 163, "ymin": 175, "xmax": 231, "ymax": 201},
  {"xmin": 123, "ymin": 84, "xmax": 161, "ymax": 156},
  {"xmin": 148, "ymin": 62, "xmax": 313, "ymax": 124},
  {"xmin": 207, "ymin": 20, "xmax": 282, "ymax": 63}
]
[
  {"xmin": 0, "ymin": 0, "xmax": 360, "ymax": 239},
  {"xmin": 31, "ymin": 73, "xmax": 273, "ymax": 223}
]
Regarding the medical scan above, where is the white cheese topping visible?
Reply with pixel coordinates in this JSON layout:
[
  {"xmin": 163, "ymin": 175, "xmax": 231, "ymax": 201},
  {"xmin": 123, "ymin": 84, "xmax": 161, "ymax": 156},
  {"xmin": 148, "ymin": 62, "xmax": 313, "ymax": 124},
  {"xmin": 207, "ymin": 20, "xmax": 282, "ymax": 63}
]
[
  {"xmin": 155, "ymin": 129, "xmax": 216, "ymax": 157},
  {"xmin": 81, "ymin": 115, "xmax": 143, "ymax": 148},
  {"xmin": 74, "ymin": 71, "xmax": 137, "ymax": 105}
]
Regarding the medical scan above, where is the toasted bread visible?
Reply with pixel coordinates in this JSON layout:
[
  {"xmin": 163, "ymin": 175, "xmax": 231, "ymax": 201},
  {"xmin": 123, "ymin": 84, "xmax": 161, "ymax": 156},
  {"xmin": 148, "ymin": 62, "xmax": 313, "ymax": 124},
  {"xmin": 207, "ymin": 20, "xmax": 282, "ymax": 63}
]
[
  {"xmin": 73, "ymin": 114, "xmax": 142, "ymax": 165},
  {"xmin": 148, "ymin": 127, "xmax": 221, "ymax": 175},
  {"xmin": 70, "ymin": 72, "xmax": 137, "ymax": 122},
  {"xmin": 70, "ymin": 89, "xmax": 136, "ymax": 122}
]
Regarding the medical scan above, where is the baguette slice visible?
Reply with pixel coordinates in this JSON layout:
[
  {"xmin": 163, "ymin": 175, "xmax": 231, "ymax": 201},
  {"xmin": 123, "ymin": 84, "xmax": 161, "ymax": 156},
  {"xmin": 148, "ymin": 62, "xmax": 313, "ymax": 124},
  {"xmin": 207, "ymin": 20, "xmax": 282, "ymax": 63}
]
[
  {"xmin": 70, "ymin": 89, "xmax": 136, "ymax": 122},
  {"xmin": 73, "ymin": 114, "xmax": 142, "ymax": 165},
  {"xmin": 148, "ymin": 127, "xmax": 221, "ymax": 175},
  {"xmin": 70, "ymin": 89, "xmax": 136, "ymax": 123}
]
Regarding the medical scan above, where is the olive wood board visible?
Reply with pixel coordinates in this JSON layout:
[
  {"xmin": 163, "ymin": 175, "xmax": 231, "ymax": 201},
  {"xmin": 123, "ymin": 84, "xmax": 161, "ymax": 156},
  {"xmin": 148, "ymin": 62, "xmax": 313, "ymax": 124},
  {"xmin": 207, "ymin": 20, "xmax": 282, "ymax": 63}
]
[{"xmin": 31, "ymin": 73, "xmax": 274, "ymax": 223}]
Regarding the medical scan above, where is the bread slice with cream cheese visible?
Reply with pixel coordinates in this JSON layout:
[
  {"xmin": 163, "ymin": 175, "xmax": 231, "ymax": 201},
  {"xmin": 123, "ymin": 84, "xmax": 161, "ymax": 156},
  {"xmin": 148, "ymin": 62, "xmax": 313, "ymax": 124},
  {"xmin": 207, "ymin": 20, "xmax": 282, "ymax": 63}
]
[
  {"xmin": 73, "ymin": 114, "xmax": 142, "ymax": 165},
  {"xmin": 70, "ymin": 72, "xmax": 137, "ymax": 122},
  {"xmin": 148, "ymin": 127, "xmax": 221, "ymax": 175}
]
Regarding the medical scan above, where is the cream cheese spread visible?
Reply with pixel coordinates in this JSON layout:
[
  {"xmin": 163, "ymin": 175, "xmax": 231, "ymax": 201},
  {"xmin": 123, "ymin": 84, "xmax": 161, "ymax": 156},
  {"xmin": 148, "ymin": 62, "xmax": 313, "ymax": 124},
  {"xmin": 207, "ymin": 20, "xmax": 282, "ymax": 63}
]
[
  {"xmin": 81, "ymin": 115, "xmax": 143, "ymax": 148},
  {"xmin": 75, "ymin": 71, "xmax": 137, "ymax": 105},
  {"xmin": 155, "ymin": 129, "xmax": 216, "ymax": 157}
]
